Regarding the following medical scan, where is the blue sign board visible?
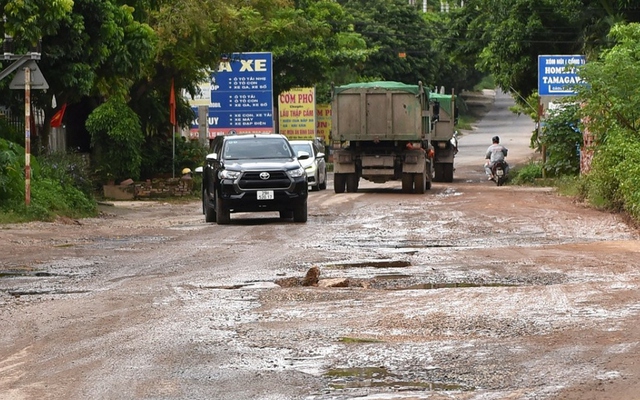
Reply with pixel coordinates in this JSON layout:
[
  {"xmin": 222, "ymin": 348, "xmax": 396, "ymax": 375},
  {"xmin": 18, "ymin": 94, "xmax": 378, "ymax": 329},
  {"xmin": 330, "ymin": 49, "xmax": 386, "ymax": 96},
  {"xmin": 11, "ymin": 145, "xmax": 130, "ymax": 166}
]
[
  {"xmin": 538, "ymin": 55, "xmax": 586, "ymax": 96},
  {"xmin": 205, "ymin": 52, "xmax": 274, "ymax": 136}
]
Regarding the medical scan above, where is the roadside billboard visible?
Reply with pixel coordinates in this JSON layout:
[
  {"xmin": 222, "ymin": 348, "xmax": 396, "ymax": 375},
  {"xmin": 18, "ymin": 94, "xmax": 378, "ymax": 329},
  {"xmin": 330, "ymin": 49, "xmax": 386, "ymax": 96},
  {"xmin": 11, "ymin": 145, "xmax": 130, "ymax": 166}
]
[
  {"xmin": 278, "ymin": 87, "xmax": 316, "ymax": 140},
  {"xmin": 187, "ymin": 52, "xmax": 274, "ymax": 138},
  {"xmin": 316, "ymin": 104, "xmax": 331, "ymax": 144},
  {"xmin": 538, "ymin": 55, "xmax": 586, "ymax": 96}
]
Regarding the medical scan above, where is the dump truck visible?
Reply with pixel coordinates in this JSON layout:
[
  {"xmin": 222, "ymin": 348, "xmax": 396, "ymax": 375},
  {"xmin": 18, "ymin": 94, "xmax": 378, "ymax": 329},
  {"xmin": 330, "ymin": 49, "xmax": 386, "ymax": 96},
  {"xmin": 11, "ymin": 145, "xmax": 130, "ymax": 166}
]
[
  {"xmin": 330, "ymin": 81, "xmax": 435, "ymax": 194},
  {"xmin": 429, "ymin": 91, "xmax": 458, "ymax": 182}
]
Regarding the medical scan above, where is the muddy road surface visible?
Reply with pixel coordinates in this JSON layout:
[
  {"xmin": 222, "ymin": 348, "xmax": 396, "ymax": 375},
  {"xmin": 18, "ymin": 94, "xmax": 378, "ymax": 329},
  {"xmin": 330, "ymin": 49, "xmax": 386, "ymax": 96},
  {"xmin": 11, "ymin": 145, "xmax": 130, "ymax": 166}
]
[{"xmin": 2, "ymin": 91, "xmax": 640, "ymax": 400}]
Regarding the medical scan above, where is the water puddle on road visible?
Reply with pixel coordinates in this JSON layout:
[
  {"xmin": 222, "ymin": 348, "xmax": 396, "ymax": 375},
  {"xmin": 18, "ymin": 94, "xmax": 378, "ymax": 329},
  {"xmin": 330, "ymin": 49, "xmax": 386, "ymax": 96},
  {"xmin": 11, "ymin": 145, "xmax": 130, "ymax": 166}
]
[
  {"xmin": 397, "ymin": 282, "xmax": 518, "ymax": 290},
  {"xmin": 325, "ymin": 366, "xmax": 472, "ymax": 391},
  {"xmin": 374, "ymin": 274, "xmax": 412, "ymax": 280},
  {"xmin": 8, "ymin": 289, "xmax": 91, "ymax": 297},
  {"xmin": 0, "ymin": 270, "xmax": 56, "ymax": 278},
  {"xmin": 326, "ymin": 260, "xmax": 412, "ymax": 269}
]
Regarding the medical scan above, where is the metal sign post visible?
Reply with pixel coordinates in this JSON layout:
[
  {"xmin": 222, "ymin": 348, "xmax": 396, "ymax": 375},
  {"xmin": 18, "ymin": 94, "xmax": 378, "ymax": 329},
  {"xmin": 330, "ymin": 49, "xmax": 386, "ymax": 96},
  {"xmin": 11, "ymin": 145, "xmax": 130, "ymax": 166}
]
[
  {"xmin": 6, "ymin": 59, "xmax": 48, "ymax": 206},
  {"xmin": 24, "ymin": 66, "xmax": 31, "ymax": 205}
]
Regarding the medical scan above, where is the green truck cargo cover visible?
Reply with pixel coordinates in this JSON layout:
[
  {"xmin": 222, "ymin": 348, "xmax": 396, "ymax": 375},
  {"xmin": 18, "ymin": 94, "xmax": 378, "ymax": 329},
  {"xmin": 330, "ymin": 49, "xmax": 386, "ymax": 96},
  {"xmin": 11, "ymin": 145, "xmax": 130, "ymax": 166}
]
[
  {"xmin": 333, "ymin": 81, "xmax": 421, "ymax": 95},
  {"xmin": 429, "ymin": 92, "xmax": 455, "ymax": 115}
]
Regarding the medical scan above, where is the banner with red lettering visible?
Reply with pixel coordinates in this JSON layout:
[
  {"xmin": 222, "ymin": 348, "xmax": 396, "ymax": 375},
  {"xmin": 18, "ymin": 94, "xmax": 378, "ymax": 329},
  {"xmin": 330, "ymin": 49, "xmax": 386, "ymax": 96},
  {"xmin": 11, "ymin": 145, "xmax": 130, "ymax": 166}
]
[
  {"xmin": 316, "ymin": 104, "xmax": 331, "ymax": 144},
  {"xmin": 278, "ymin": 87, "xmax": 316, "ymax": 140}
]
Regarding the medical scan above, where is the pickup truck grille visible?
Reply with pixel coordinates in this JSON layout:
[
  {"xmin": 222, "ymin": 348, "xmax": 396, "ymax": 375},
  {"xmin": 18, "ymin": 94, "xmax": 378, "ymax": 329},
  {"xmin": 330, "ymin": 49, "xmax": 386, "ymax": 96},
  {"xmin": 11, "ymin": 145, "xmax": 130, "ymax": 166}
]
[{"xmin": 239, "ymin": 171, "xmax": 291, "ymax": 189}]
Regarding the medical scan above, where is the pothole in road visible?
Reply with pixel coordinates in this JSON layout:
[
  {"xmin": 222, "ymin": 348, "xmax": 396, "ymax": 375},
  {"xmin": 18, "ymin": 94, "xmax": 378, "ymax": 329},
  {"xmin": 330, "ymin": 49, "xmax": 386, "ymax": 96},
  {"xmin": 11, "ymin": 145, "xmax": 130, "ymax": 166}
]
[
  {"xmin": 81, "ymin": 235, "xmax": 169, "ymax": 249},
  {"xmin": 272, "ymin": 264, "xmax": 552, "ymax": 290},
  {"xmin": 325, "ymin": 366, "xmax": 473, "ymax": 391},
  {"xmin": 325, "ymin": 260, "xmax": 412, "ymax": 269},
  {"xmin": 7, "ymin": 289, "xmax": 91, "ymax": 297},
  {"xmin": 0, "ymin": 268, "xmax": 59, "ymax": 278},
  {"xmin": 398, "ymin": 282, "xmax": 518, "ymax": 290}
]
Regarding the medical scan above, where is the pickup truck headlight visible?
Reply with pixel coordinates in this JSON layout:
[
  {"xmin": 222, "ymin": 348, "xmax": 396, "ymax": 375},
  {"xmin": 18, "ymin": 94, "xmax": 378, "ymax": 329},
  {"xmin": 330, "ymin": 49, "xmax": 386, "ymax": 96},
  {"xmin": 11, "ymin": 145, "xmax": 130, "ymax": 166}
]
[
  {"xmin": 219, "ymin": 170, "xmax": 241, "ymax": 180},
  {"xmin": 286, "ymin": 166, "xmax": 306, "ymax": 178}
]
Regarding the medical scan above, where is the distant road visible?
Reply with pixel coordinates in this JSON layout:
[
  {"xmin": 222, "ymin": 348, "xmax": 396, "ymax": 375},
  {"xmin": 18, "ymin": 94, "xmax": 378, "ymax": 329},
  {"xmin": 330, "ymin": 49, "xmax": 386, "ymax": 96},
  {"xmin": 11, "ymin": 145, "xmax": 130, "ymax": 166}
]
[{"xmin": 456, "ymin": 89, "xmax": 538, "ymax": 180}]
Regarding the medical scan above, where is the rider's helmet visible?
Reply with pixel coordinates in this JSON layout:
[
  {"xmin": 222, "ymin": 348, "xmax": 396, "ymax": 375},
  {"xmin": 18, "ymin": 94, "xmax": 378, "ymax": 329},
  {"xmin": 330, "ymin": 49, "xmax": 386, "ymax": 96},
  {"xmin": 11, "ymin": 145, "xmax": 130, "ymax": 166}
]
[{"xmin": 492, "ymin": 136, "xmax": 500, "ymax": 143}]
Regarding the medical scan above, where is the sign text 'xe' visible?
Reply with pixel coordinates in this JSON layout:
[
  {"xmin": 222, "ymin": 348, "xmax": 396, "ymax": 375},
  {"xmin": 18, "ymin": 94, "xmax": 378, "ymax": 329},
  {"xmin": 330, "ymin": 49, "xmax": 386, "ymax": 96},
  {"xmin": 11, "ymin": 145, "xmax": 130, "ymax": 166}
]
[{"xmin": 218, "ymin": 59, "xmax": 268, "ymax": 73}]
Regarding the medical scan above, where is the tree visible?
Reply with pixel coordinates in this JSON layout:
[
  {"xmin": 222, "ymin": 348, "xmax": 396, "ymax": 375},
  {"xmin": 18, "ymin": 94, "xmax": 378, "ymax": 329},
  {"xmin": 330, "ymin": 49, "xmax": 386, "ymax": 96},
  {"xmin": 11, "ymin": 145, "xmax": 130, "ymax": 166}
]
[
  {"xmin": 86, "ymin": 97, "xmax": 144, "ymax": 183},
  {"xmin": 540, "ymin": 102, "xmax": 581, "ymax": 176},
  {"xmin": 259, "ymin": 0, "xmax": 370, "ymax": 102},
  {"xmin": 0, "ymin": 0, "xmax": 156, "ymax": 152},
  {"xmin": 337, "ymin": 0, "xmax": 440, "ymax": 87},
  {"xmin": 577, "ymin": 23, "xmax": 640, "ymax": 219},
  {"xmin": 446, "ymin": 0, "xmax": 640, "ymax": 105},
  {"xmin": 423, "ymin": 9, "xmax": 485, "ymax": 95}
]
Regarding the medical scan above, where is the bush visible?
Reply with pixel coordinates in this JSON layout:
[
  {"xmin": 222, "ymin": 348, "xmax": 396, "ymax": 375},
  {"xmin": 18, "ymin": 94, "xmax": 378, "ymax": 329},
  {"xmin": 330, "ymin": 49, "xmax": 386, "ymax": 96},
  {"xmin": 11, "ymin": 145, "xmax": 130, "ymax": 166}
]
[
  {"xmin": 0, "ymin": 138, "xmax": 97, "ymax": 222},
  {"xmin": 0, "ymin": 117, "xmax": 23, "ymax": 145},
  {"xmin": 86, "ymin": 98, "xmax": 144, "ymax": 183},
  {"xmin": 540, "ymin": 102, "xmax": 581, "ymax": 177},
  {"xmin": 510, "ymin": 161, "xmax": 543, "ymax": 185},
  {"xmin": 0, "ymin": 139, "xmax": 26, "ymax": 202},
  {"xmin": 140, "ymin": 136, "xmax": 207, "ymax": 179},
  {"xmin": 38, "ymin": 151, "xmax": 93, "ymax": 197},
  {"xmin": 580, "ymin": 129, "xmax": 640, "ymax": 218}
]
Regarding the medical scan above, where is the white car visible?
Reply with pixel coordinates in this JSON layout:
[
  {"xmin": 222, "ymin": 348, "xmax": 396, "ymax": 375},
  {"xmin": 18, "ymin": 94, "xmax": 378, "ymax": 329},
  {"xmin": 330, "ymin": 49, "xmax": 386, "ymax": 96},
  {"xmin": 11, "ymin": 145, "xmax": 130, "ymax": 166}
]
[{"xmin": 289, "ymin": 140, "xmax": 327, "ymax": 191}]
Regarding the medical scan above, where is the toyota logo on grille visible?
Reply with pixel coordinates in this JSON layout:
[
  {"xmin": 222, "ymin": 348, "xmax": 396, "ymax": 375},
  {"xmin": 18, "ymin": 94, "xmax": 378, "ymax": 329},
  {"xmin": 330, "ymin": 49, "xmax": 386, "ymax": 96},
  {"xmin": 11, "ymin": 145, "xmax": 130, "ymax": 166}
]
[{"xmin": 259, "ymin": 172, "xmax": 270, "ymax": 180}]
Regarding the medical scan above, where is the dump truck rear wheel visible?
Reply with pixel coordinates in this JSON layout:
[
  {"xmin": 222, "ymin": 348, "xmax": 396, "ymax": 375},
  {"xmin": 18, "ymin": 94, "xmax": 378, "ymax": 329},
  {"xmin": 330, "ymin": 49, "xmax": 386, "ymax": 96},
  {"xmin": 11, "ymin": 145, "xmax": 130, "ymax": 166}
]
[
  {"xmin": 334, "ymin": 173, "xmax": 346, "ymax": 193},
  {"xmin": 435, "ymin": 163, "xmax": 454, "ymax": 182},
  {"xmin": 401, "ymin": 173, "xmax": 413, "ymax": 193},
  {"xmin": 346, "ymin": 174, "xmax": 359, "ymax": 193},
  {"xmin": 414, "ymin": 172, "xmax": 426, "ymax": 194}
]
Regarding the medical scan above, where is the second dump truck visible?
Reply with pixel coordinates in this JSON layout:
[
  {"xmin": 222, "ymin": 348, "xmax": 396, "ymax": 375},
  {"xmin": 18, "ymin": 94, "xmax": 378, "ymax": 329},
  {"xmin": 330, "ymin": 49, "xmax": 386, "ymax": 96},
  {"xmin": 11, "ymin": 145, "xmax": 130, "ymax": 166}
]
[{"xmin": 331, "ymin": 81, "xmax": 457, "ymax": 194}]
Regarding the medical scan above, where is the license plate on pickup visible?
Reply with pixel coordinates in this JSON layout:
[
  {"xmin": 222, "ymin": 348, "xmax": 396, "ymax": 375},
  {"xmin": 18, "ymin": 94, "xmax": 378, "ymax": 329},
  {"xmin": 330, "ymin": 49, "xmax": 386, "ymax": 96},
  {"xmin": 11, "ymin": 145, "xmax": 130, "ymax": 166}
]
[{"xmin": 257, "ymin": 190, "xmax": 274, "ymax": 200}]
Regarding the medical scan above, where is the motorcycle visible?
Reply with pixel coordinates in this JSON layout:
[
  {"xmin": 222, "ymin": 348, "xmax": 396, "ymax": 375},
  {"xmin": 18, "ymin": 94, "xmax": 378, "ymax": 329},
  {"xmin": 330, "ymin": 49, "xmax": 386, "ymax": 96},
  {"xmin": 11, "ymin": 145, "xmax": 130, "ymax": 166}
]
[{"xmin": 491, "ymin": 160, "xmax": 508, "ymax": 186}]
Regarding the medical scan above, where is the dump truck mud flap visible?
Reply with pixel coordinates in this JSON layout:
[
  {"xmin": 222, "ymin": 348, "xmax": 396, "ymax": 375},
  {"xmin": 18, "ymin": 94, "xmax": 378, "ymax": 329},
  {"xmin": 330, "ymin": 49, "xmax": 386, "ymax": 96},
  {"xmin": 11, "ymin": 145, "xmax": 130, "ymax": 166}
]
[
  {"xmin": 402, "ymin": 150, "xmax": 426, "ymax": 174},
  {"xmin": 333, "ymin": 150, "xmax": 356, "ymax": 174}
]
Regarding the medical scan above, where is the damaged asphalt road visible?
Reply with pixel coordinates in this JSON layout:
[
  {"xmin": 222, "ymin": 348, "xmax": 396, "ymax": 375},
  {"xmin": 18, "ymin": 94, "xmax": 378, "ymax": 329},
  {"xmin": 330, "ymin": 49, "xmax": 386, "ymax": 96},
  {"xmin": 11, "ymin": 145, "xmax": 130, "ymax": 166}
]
[{"xmin": 1, "ymin": 91, "xmax": 640, "ymax": 400}]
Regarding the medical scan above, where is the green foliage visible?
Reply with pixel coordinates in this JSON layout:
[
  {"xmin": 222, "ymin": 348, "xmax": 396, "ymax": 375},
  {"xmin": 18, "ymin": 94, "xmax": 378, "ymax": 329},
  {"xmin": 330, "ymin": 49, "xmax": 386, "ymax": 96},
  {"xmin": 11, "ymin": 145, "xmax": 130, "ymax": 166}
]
[
  {"xmin": 0, "ymin": 138, "xmax": 24, "ymax": 201},
  {"xmin": 86, "ymin": 98, "xmax": 144, "ymax": 183},
  {"xmin": 576, "ymin": 22, "xmax": 640, "ymax": 221},
  {"xmin": 473, "ymin": 75, "xmax": 496, "ymax": 91},
  {"xmin": 540, "ymin": 102, "xmax": 582, "ymax": 176},
  {"xmin": 430, "ymin": 9, "xmax": 486, "ymax": 93},
  {"xmin": 338, "ymin": 0, "xmax": 439, "ymax": 86},
  {"xmin": 510, "ymin": 161, "xmax": 543, "ymax": 185},
  {"xmin": 0, "ymin": 0, "xmax": 156, "ymax": 157},
  {"xmin": 0, "ymin": 117, "xmax": 23, "ymax": 145},
  {"xmin": 38, "ymin": 151, "xmax": 94, "ymax": 196},
  {"xmin": 263, "ymin": 0, "xmax": 371, "ymax": 97},
  {"xmin": 0, "ymin": 138, "xmax": 96, "ymax": 222},
  {"xmin": 448, "ymin": 0, "xmax": 640, "ymax": 104},
  {"xmin": 27, "ymin": 178, "xmax": 96, "ymax": 220},
  {"xmin": 175, "ymin": 139, "xmax": 208, "ymax": 173},
  {"xmin": 140, "ymin": 136, "xmax": 207, "ymax": 179}
]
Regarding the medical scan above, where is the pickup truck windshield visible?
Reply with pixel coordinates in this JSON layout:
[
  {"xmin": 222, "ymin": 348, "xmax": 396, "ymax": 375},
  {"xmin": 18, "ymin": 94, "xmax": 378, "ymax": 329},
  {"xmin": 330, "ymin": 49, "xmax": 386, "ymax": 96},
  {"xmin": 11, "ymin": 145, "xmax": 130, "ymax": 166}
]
[{"xmin": 223, "ymin": 139, "xmax": 293, "ymax": 159}]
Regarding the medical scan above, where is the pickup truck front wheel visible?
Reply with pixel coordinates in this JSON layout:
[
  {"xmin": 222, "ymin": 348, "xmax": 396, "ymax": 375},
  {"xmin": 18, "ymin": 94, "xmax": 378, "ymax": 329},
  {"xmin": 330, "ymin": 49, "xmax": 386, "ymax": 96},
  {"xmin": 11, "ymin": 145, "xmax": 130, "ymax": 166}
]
[
  {"xmin": 215, "ymin": 195, "xmax": 231, "ymax": 224},
  {"xmin": 293, "ymin": 202, "xmax": 308, "ymax": 223},
  {"xmin": 204, "ymin": 190, "xmax": 216, "ymax": 222}
]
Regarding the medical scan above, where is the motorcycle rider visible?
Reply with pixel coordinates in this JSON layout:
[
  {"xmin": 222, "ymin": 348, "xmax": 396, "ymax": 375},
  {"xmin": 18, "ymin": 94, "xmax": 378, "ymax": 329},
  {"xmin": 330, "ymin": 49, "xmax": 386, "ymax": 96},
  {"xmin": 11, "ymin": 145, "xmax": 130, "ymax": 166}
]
[{"xmin": 484, "ymin": 136, "xmax": 509, "ymax": 180}]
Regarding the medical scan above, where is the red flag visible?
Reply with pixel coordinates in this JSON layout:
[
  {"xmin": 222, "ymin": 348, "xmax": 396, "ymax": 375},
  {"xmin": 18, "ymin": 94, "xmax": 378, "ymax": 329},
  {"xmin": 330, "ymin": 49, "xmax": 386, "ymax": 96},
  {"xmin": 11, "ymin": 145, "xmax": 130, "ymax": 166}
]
[
  {"xmin": 50, "ymin": 103, "xmax": 67, "ymax": 128},
  {"xmin": 169, "ymin": 79, "xmax": 176, "ymax": 127}
]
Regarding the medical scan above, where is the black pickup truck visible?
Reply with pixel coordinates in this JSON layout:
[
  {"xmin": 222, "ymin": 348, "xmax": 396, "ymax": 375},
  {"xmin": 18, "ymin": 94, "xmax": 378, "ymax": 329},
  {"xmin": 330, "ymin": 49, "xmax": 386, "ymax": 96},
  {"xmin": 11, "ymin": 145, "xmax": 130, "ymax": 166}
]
[{"xmin": 201, "ymin": 134, "xmax": 309, "ymax": 224}]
